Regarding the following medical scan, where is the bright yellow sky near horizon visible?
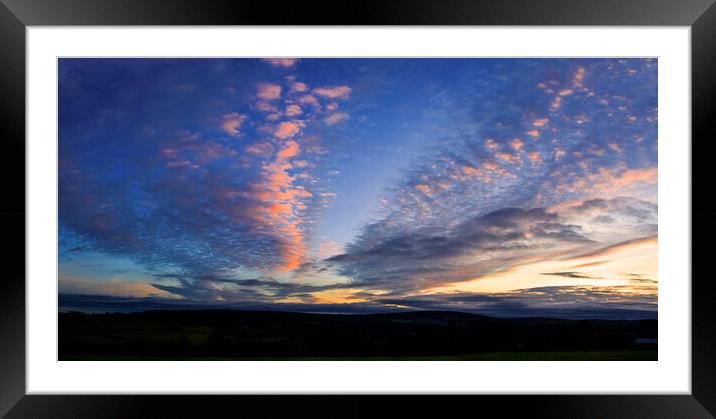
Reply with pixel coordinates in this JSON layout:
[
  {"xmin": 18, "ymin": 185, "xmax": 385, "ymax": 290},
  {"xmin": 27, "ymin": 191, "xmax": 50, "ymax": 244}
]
[{"xmin": 419, "ymin": 235, "xmax": 657, "ymax": 296}]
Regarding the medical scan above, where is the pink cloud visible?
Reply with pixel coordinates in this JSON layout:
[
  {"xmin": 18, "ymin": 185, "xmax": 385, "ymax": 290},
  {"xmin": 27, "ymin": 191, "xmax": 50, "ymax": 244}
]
[
  {"xmin": 573, "ymin": 68, "xmax": 586, "ymax": 86},
  {"xmin": 166, "ymin": 160, "xmax": 199, "ymax": 169},
  {"xmin": 324, "ymin": 112, "xmax": 350, "ymax": 126},
  {"xmin": 414, "ymin": 183, "xmax": 434, "ymax": 197},
  {"xmin": 256, "ymin": 82, "xmax": 282, "ymax": 100},
  {"xmin": 554, "ymin": 147, "xmax": 566, "ymax": 160},
  {"xmin": 285, "ymin": 104, "xmax": 303, "ymax": 117},
  {"xmin": 557, "ymin": 166, "xmax": 657, "ymax": 197},
  {"xmin": 550, "ymin": 97, "xmax": 562, "ymax": 111},
  {"xmin": 484, "ymin": 138, "xmax": 498, "ymax": 150},
  {"xmin": 461, "ymin": 165, "xmax": 485, "ymax": 178},
  {"xmin": 313, "ymin": 85, "xmax": 352, "ymax": 100},
  {"xmin": 526, "ymin": 130, "xmax": 540, "ymax": 138},
  {"xmin": 532, "ymin": 118, "xmax": 549, "ymax": 127},
  {"xmin": 245, "ymin": 142, "xmax": 273, "ymax": 157},
  {"xmin": 255, "ymin": 101, "xmax": 278, "ymax": 112},
  {"xmin": 298, "ymin": 95, "xmax": 320, "ymax": 108},
  {"xmin": 274, "ymin": 121, "xmax": 303, "ymax": 139},
  {"xmin": 290, "ymin": 82, "xmax": 308, "ymax": 92},
  {"xmin": 256, "ymin": 124, "xmax": 274, "ymax": 135},
  {"xmin": 276, "ymin": 140, "xmax": 300, "ymax": 160},
  {"xmin": 220, "ymin": 113, "xmax": 247, "ymax": 136},
  {"xmin": 262, "ymin": 58, "xmax": 297, "ymax": 67}
]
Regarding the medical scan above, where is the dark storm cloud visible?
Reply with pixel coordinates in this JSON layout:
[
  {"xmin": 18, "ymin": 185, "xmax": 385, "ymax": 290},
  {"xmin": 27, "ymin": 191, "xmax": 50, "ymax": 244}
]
[
  {"xmin": 541, "ymin": 272, "xmax": 599, "ymax": 279},
  {"xmin": 327, "ymin": 206, "xmax": 593, "ymax": 292},
  {"xmin": 375, "ymin": 285, "xmax": 656, "ymax": 319},
  {"xmin": 150, "ymin": 272, "xmax": 359, "ymax": 302}
]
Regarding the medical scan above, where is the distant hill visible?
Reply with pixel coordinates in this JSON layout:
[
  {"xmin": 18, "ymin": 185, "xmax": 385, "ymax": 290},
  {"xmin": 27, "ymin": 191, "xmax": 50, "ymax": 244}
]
[{"xmin": 59, "ymin": 293, "xmax": 657, "ymax": 320}]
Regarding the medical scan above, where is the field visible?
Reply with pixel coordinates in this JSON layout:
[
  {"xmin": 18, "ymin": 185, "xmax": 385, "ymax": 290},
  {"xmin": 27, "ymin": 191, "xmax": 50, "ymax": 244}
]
[
  {"xmin": 59, "ymin": 310, "xmax": 657, "ymax": 361},
  {"xmin": 59, "ymin": 350, "xmax": 657, "ymax": 361}
]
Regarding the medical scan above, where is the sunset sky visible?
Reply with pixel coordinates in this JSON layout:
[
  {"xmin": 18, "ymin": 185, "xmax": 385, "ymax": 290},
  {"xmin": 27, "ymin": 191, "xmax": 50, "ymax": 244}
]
[{"xmin": 58, "ymin": 58, "xmax": 658, "ymax": 319}]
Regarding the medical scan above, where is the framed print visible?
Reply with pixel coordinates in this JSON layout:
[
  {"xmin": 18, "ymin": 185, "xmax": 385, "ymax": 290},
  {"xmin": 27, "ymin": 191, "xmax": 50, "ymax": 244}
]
[{"xmin": 2, "ymin": 0, "xmax": 715, "ymax": 417}]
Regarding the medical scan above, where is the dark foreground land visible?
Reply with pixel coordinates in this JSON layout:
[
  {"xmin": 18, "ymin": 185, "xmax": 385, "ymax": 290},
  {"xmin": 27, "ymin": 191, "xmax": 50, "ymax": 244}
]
[{"xmin": 59, "ymin": 310, "xmax": 657, "ymax": 360}]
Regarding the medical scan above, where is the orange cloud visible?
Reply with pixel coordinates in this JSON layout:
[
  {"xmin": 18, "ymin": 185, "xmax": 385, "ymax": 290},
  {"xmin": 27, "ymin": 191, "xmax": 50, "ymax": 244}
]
[
  {"xmin": 532, "ymin": 118, "xmax": 549, "ymax": 127},
  {"xmin": 558, "ymin": 89, "xmax": 574, "ymax": 96},
  {"xmin": 244, "ymin": 140, "xmax": 311, "ymax": 272},
  {"xmin": 460, "ymin": 165, "xmax": 488, "ymax": 182},
  {"xmin": 220, "ymin": 113, "xmax": 246, "ymax": 136},
  {"xmin": 276, "ymin": 139, "xmax": 300, "ymax": 160},
  {"xmin": 307, "ymin": 288, "xmax": 377, "ymax": 304},
  {"xmin": 256, "ymin": 82, "xmax": 282, "ymax": 100},
  {"xmin": 528, "ymin": 151, "xmax": 541, "ymax": 163},
  {"xmin": 313, "ymin": 85, "xmax": 352, "ymax": 99},
  {"xmin": 526, "ymin": 130, "xmax": 540, "ymax": 138},
  {"xmin": 497, "ymin": 152, "xmax": 515, "ymax": 163},
  {"xmin": 509, "ymin": 139, "xmax": 524, "ymax": 150}
]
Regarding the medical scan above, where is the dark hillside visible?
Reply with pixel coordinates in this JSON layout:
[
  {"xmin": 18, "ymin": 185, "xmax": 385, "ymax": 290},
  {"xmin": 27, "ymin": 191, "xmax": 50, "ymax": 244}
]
[{"xmin": 59, "ymin": 309, "xmax": 657, "ymax": 360}]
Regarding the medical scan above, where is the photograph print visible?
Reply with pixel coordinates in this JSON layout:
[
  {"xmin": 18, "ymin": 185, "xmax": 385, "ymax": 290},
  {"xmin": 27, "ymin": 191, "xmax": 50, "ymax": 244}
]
[{"xmin": 58, "ymin": 58, "xmax": 658, "ymax": 361}]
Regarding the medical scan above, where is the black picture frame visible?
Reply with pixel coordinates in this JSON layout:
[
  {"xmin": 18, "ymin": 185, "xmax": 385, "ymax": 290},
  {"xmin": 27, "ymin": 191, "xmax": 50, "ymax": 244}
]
[{"xmin": 1, "ymin": 0, "xmax": 714, "ymax": 417}]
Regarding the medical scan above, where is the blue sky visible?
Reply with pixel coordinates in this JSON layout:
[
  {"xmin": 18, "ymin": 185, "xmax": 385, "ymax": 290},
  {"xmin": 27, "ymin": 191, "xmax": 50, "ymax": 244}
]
[{"xmin": 58, "ymin": 58, "xmax": 658, "ymax": 318}]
